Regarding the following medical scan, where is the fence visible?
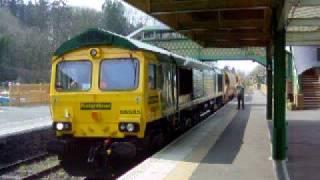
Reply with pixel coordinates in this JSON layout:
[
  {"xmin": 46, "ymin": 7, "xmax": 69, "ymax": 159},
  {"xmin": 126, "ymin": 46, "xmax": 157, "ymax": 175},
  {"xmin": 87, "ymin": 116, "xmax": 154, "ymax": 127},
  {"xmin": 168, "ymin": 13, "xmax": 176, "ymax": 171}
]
[{"xmin": 9, "ymin": 84, "xmax": 50, "ymax": 106}]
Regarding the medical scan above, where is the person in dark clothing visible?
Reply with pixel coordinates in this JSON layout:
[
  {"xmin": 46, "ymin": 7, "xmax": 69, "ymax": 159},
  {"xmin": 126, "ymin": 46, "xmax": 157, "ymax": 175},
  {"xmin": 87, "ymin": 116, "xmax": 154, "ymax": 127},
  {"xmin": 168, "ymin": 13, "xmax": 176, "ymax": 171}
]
[{"xmin": 236, "ymin": 83, "xmax": 245, "ymax": 110}]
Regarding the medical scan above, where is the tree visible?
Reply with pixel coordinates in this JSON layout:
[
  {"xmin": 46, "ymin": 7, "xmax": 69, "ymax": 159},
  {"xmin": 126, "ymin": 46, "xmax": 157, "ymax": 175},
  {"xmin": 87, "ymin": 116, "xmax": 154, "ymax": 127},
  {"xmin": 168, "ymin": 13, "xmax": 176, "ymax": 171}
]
[
  {"xmin": 68, "ymin": 7, "xmax": 101, "ymax": 36},
  {"xmin": 0, "ymin": 37, "xmax": 10, "ymax": 81},
  {"xmin": 248, "ymin": 65, "xmax": 266, "ymax": 85},
  {"xmin": 8, "ymin": 0, "xmax": 16, "ymax": 15},
  {"xmin": 102, "ymin": 0, "xmax": 133, "ymax": 35},
  {"xmin": 50, "ymin": 0, "xmax": 72, "ymax": 49},
  {"xmin": 36, "ymin": 0, "xmax": 50, "ymax": 30},
  {"xmin": 0, "ymin": 0, "xmax": 148, "ymax": 83}
]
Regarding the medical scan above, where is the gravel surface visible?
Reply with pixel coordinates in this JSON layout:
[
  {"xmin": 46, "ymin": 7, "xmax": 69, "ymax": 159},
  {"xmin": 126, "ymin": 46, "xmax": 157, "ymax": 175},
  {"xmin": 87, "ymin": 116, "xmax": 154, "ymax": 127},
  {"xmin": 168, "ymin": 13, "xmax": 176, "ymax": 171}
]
[
  {"xmin": 3, "ymin": 156, "xmax": 58, "ymax": 178},
  {"xmin": 45, "ymin": 169, "xmax": 85, "ymax": 180},
  {"xmin": 0, "ymin": 155, "xmax": 85, "ymax": 180}
]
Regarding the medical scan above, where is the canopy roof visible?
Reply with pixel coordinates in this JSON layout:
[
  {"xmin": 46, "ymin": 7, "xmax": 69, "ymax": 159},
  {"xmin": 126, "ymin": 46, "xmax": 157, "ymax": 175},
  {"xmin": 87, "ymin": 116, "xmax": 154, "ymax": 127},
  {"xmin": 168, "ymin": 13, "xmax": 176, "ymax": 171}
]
[
  {"xmin": 124, "ymin": 0, "xmax": 320, "ymax": 47},
  {"xmin": 124, "ymin": 0, "xmax": 273, "ymax": 48},
  {"xmin": 129, "ymin": 26, "xmax": 267, "ymax": 65},
  {"xmin": 286, "ymin": 1, "xmax": 320, "ymax": 45}
]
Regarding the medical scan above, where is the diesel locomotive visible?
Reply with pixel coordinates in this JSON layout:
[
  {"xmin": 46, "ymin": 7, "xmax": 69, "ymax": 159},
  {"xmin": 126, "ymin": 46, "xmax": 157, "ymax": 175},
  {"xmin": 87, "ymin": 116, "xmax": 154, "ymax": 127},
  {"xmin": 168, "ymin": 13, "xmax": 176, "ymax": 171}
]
[{"xmin": 47, "ymin": 29, "xmax": 237, "ymax": 176}]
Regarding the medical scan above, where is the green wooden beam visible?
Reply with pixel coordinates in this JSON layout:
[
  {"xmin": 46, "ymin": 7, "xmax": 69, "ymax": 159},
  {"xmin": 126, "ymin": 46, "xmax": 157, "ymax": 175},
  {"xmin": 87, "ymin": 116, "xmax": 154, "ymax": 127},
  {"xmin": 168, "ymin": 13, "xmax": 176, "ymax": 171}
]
[
  {"xmin": 287, "ymin": 31, "xmax": 320, "ymax": 45},
  {"xmin": 299, "ymin": 0, "xmax": 320, "ymax": 6},
  {"xmin": 287, "ymin": 40, "xmax": 320, "ymax": 46},
  {"xmin": 273, "ymin": 28, "xmax": 287, "ymax": 160},
  {"xmin": 287, "ymin": 31, "xmax": 320, "ymax": 42},
  {"xmin": 276, "ymin": 0, "xmax": 290, "ymax": 31},
  {"xmin": 288, "ymin": 18, "xmax": 320, "ymax": 26},
  {"xmin": 266, "ymin": 46, "xmax": 273, "ymax": 120}
]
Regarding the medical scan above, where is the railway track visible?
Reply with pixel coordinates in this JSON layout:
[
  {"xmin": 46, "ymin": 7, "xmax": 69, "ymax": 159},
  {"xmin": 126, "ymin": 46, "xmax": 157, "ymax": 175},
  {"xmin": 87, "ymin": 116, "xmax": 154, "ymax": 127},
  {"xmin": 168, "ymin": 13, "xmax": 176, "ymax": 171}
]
[
  {"xmin": 20, "ymin": 164, "xmax": 61, "ymax": 180},
  {"xmin": 0, "ymin": 153, "xmax": 62, "ymax": 179},
  {"xmin": 0, "ymin": 153, "xmax": 49, "ymax": 173}
]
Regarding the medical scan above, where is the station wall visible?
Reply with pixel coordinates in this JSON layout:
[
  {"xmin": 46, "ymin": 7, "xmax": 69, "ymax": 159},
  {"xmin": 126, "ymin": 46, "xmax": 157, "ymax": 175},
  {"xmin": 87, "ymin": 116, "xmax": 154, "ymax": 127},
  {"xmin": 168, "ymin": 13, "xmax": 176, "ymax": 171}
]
[{"xmin": 291, "ymin": 46, "xmax": 320, "ymax": 75}]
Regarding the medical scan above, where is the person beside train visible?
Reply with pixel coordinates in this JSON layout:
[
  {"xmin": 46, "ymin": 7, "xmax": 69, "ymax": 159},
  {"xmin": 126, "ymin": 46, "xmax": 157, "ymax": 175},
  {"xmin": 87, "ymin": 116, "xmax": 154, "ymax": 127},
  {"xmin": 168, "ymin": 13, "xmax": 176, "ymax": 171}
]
[{"xmin": 236, "ymin": 83, "xmax": 245, "ymax": 110}]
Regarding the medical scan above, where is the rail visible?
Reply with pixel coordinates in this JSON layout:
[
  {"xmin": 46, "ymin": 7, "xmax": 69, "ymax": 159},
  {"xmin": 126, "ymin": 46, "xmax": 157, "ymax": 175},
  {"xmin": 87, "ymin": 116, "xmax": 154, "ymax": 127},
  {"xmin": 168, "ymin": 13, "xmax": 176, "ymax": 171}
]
[{"xmin": 0, "ymin": 153, "xmax": 61, "ymax": 179}]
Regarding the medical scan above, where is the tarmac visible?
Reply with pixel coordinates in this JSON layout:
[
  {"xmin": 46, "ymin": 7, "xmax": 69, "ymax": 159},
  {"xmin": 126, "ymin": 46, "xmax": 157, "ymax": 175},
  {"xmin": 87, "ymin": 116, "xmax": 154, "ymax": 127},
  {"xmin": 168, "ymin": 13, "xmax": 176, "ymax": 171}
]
[
  {"xmin": 120, "ymin": 90, "xmax": 276, "ymax": 180},
  {"xmin": 0, "ymin": 105, "xmax": 51, "ymax": 138},
  {"xmin": 286, "ymin": 108, "xmax": 320, "ymax": 180}
]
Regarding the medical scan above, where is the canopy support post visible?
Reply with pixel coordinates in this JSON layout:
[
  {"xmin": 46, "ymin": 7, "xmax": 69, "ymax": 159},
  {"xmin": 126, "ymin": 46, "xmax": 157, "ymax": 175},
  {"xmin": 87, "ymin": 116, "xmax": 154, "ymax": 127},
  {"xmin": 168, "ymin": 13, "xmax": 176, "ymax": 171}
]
[
  {"xmin": 273, "ymin": 28, "xmax": 287, "ymax": 160},
  {"xmin": 267, "ymin": 46, "xmax": 273, "ymax": 120}
]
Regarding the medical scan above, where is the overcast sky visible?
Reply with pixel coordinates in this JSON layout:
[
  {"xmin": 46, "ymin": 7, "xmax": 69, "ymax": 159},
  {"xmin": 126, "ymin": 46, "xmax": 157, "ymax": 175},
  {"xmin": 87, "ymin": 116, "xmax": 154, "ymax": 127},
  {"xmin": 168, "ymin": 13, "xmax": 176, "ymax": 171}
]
[
  {"xmin": 67, "ymin": 0, "xmax": 105, "ymax": 10},
  {"xmin": 217, "ymin": 60, "xmax": 259, "ymax": 74}
]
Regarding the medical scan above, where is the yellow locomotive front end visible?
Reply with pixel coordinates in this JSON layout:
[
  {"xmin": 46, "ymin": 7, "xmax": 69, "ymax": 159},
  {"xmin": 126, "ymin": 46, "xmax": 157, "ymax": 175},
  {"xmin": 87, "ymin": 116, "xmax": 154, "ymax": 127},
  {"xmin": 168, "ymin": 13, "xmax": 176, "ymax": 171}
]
[{"xmin": 50, "ymin": 48, "xmax": 144, "ymax": 139}]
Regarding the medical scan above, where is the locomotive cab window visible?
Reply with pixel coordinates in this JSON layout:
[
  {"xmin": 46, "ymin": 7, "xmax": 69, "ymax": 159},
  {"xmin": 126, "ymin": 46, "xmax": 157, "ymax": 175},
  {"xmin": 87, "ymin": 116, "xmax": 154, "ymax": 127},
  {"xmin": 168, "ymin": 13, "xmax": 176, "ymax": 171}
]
[
  {"xmin": 55, "ymin": 60, "xmax": 92, "ymax": 91},
  {"xmin": 149, "ymin": 64, "xmax": 157, "ymax": 89},
  {"xmin": 100, "ymin": 58, "xmax": 139, "ymax": 90}
]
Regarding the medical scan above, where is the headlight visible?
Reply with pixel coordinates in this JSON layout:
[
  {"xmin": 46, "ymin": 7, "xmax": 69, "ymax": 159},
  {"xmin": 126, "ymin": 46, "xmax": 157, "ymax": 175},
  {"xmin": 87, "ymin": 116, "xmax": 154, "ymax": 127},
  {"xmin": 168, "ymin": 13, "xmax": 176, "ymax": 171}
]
[
  {"xmin": 56, "ymin": 123, "xmax": 64, "ymax": 130},
  {"xmin": 90, "ymin": 49, "xmax": 97, "ymax": 57},
  {"xmin": 126, "ymin": 123, "xmax": 135, "ymax": 132},
  {"xmin": 89, "ymin": 48, "xmax": 101, "ymax": 58},
  {"xmin": 53, "ymin": 122, "xmax": 72, "ymax": 131},
  {"xmin": 118, "ymin": 122, "xmax": 139, "ymax": 133},
  {"xmin": 119, "ymin": 123, "xmax": 126, "ymax": 131}
]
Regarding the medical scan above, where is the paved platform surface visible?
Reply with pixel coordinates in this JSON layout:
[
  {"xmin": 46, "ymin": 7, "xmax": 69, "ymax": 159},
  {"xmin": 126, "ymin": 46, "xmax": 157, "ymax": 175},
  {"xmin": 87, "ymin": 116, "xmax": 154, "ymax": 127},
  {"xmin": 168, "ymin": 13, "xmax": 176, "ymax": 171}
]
[
  {"xmin": 286, "ymin": 109, "xmax": 320, "ymax": 180},
  {"xmin": 120, "ymin": 91, "xmax": 276, "ymax": 180},
  {"xmin": 0, "ymin": 106, "xmax": 51, "ymax": 138}
]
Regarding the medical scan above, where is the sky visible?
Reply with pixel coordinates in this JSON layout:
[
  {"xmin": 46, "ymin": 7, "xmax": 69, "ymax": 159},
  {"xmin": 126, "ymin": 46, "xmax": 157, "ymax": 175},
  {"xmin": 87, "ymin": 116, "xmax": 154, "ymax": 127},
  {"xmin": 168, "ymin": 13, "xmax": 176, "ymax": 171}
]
[
  {"xmin": 217, "ymin": 60, "xmax": 259, "ymax": 74},
  {"xmin": 67, "ymin": 0, "xmax": 105, "ymax": 10}
]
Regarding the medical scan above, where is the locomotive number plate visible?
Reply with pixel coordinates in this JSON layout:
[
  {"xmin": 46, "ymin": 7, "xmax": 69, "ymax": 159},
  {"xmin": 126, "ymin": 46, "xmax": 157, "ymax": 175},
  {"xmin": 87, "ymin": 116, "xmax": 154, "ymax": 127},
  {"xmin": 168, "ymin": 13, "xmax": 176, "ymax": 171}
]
[{"xmin": 80, "ymin": 103, "xmax": 112, "ymax": 110}]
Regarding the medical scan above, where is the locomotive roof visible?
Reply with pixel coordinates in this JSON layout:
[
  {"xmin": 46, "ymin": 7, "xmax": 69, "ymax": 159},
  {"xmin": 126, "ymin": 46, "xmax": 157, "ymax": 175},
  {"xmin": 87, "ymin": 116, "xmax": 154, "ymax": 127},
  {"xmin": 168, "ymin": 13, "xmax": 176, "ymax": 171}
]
[{"xmin": 53, "ymin": 28, "xmax": 215, "ymax": 70}]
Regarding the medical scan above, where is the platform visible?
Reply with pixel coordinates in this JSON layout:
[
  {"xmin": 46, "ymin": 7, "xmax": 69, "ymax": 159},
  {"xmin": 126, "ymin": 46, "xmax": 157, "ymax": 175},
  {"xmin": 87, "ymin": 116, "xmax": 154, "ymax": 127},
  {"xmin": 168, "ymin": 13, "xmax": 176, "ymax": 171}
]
[
  {"xmin": 0, "ymin": 106, "xmax": 51, "ymax": 138},
  {"xmin": 286, "ymin": 109, "xmax": 320, "ymax": 180},
  {"xmin": 120, "ymin": 90, "xmax": 276, "ymax": 180}
]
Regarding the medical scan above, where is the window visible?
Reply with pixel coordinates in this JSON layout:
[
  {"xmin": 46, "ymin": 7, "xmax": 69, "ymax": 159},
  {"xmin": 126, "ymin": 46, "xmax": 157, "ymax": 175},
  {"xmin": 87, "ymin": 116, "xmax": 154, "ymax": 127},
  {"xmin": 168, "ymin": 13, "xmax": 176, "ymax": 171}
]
[
  {"xmin": 149, "ymin": 64, "xmax": 156, "ymax": 89},
  {"xmin": 218, "ymin": 74, "xmax": 223, "ymax": 92},
  {"xmin": 55, "ymin": 61, "xmax": 91, "ymax": 91},
  {"xmin": 179, "ymin": 68, "xmax": 193, "ymax": 95},
  {"xmin": 143, "ymin": 31, "xmax": 155, "ymax": 40},
  {"xmin": 100, "ymin": 59, "xmax": 139, "ymax": 90},
  {"xmin": 157, "ymin": 64, "xmax": 163, "ymax": 89}
]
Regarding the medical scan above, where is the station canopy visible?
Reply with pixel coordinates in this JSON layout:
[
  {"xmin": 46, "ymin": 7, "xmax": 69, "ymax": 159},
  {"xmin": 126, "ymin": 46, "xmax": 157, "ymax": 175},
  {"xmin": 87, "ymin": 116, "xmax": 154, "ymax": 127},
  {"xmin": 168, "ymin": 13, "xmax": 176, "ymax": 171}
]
[
  {"xmin": 286, "ymin": 1, "xmax": 320, "ymax": 46},
  {"xmin": 124, "ymin": 0, "xmax": 320, "ymax": 48},
  {"xmin": 129, "ymin": 26, "xmax": 267, "ymax": 65}
]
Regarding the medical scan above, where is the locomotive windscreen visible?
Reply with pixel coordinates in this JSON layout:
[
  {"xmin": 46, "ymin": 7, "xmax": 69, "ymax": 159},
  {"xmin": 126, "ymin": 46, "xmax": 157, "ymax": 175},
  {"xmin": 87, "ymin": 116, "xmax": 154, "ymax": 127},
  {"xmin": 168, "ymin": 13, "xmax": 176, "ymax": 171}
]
[
  {"xmin": 100, "ymin": 59, "xmax": 139, "ymax": 90},
  {"xmin": 55, "ymin": 60, "xmax": 92, "ymax": 91}
]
